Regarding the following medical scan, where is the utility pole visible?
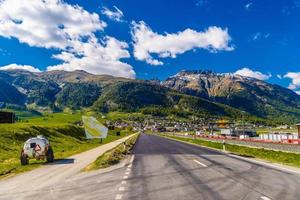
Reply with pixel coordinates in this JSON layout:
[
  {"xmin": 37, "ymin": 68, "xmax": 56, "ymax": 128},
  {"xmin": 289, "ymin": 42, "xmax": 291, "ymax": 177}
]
[{"xmin": 242, "ymin": 111, "xmax": 245, "ymax": 136}]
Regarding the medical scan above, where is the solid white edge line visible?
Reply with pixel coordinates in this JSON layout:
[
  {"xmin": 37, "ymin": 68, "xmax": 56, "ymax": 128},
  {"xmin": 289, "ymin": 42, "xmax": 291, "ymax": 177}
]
[
  {"xmin": 228, "ymin": 154, "xmax": 300, "ymax": 175},
  {"xmin": 123, "ymin": 176, "xmax": 128, "ymax": 179},
  {"xmin": 193, "ymin": 159, "xmax": 207, "ymax": 167},
  {"xmin": 119, "ymin": 187, "xmax": 125, "ymax": 191},
  {"xmin": 260, "ymin": 196, "xmax": 271, "ymax": 200},
  {"xmin": 130, "ymin": 155, "xmax": 135, "ymax": 163}
]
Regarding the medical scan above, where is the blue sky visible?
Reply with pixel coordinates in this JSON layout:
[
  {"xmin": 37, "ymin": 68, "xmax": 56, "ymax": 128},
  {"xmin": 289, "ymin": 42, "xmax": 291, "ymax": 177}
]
[{"xmin": 0, "ymin": 0, "xmax": 300, "ymax": 92}]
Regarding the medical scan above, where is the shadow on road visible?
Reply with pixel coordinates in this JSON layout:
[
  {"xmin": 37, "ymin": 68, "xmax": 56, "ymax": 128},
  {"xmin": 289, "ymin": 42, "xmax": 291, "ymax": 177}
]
[{"xmin": 45, "ymin": 158, "xmax": 75, "ymax": 165}]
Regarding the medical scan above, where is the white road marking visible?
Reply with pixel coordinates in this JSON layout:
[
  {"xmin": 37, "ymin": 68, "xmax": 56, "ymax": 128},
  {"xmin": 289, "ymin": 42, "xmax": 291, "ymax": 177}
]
[
  {"xmin": 121, "ymin": 180, "xmax": 127, "ymax": 184},
  {"xmin": 260, "ymin": 196, "xmax": 271, "ymax": 200},
  {"xmin": 126, "ymin": 168, "xmax": 131, "ymax": 172},
  {"xmin": 119, "ymin": 187, "xmax": 125, "ymax": 191},
  {"xmin": 193, "ymin": 159, "xmax": 207, "ymax": 167},
  {"xmin": 128, "ymin": 164, "xmax": 132, "ymax": 168},
  {"xmin": 123, "ymin": 176, "xmax": 128, "ymax": 179},
  {"xmin": 115, "ymin": 194, "xmax": 123, "ymax": 200},
  {"xmin": 125, "ymin": 171, "xmax": 130, "ymax": 175},
  {"xmin": 130, "ymin": 155, "xmax": 135, "ymax": 163}
]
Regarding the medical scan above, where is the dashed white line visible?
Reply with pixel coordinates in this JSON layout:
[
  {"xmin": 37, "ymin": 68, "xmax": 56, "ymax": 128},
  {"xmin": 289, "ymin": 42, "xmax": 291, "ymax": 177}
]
[
  {"xmin": 115, "ymin": 154, "xmax": 135, "ymax": 200},
  {"xmin": 260, "ymin": 196, "xmax": 271, "ymax": 200},
  {"xmin": 193, "ymin": 159, "xmax": 207, "ymax": 167},
  {"xmin": 115, "ymin": 194, "xmax": 123, "ymax": 200}
]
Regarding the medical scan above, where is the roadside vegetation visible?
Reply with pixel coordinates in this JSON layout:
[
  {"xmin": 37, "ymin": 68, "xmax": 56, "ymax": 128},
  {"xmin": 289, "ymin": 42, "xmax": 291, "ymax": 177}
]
[
  {"xmin": 84, "ymin": 133, "xmax": 139, "ymax": 171},
  {"xmin": 161, "ymin": 134, "xmax": 300, "ymax": 168},
  {"xmin": 0, "ymin": 113, "xmax": 130, "ymax": 179}
]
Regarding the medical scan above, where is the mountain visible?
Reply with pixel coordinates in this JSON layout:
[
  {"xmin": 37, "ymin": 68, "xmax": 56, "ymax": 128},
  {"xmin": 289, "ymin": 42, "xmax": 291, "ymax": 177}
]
[
  {"xmin": 0, "ymin": 70, "xmax": 128, "ymax": 109},
  {"xmin": 0, "ymin": 69, "xmax": 300, "ymax": 124},
  {"xmin": 162, "ymin": 70, "xmax": 300, "ymax": 122},
  {"xmin": 0, "ymin": 70, "xmax": 243, "ymax": 120},
  {"xmin": 93, "ymin": 81, "xmax": 242, "ymax": 119}
]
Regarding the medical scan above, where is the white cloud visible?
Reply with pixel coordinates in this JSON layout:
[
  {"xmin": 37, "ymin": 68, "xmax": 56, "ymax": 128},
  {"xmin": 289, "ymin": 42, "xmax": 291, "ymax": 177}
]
[
  {"xmin": 245, "ymin": 2, "xmax": 253, "ymax": 10},
  {"xmin": 252, "ymin": 32, "xmax": 261, "ymax": 40},
  {"xmin": 196, "ymin": 0, "xmax": 207, "ymax": 7},
  {"xmin": 0, "ymin": 0, "xmax": 135, "ymax": 78},
  {"xmin": 131, "ymin": 21, "xmax": 234, "ymax": 66},
  {"xmin": 234, "ymin": 67, "xmax": 272, "ymax": 80},
  {"xmin": 284, "ymin": 72, "xmax": 300, "ymax": 90},
  {"xmin": 0, "ymin": 63, "xmax": 41, "ymax": 72},
  {"xmin": 296, "ymin": 91, "xmax": 300, "ymax": 95},
  {"xmin": 102, "ymin": 6, "xmax": 124, "ymax": 22}
]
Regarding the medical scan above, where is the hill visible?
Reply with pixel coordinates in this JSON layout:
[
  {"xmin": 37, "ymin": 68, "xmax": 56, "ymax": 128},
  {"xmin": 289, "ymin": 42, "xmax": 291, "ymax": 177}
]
[{"xmin": 162, "ymin": 70, "xmax": 300, "ymax": 123}]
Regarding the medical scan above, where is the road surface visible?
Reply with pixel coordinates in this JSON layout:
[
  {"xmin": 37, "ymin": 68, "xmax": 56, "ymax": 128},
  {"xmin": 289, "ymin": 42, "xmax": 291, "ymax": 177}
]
[{"xmin": 1, "ymin": 133, "xmax": 300, "ymax": 200}]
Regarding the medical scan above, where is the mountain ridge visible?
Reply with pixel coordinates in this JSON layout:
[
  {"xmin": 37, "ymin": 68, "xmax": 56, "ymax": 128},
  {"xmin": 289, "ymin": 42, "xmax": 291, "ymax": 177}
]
[{"xmin": 0, "ymin": 69, "xmax": 299, "ymax": 124}]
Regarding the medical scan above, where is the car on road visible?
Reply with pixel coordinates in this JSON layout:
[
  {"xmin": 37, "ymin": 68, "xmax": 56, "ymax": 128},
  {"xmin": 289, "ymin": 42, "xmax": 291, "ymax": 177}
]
[{"xmin": 20, "ymin": 135, "xmax": 54, "ymax": 165}]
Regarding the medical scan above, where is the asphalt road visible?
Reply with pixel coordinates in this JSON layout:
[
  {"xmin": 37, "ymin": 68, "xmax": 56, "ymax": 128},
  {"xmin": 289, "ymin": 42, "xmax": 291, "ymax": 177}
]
[
  {"xmin": 120, "ymin": 134, "xmax": 300, "ymax": 200},
  {"xmin": 1, "ymin": 133, "xmax": 300, "ymax": 200}
]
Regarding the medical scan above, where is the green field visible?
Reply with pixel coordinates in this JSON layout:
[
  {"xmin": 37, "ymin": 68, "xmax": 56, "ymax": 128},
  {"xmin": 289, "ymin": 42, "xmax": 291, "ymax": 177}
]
[
  {"xmin": 0, "ymin": 113, "xmax": 129, "ymax": 178},
  {"xmin": 161, "ymin": 134, "xmax": 300, "ymax": 168}
]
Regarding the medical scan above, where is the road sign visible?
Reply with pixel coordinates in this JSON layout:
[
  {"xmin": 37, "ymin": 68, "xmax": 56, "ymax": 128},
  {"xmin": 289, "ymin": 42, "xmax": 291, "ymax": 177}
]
[{"xmin": 82, "ymin": 116, "xmax": 108, "ymax": 139}]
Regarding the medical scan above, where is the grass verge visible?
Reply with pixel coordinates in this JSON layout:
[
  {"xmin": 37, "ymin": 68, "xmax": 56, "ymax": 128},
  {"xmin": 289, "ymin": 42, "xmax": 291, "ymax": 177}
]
[
  {"xmin": 84, "ymin": 133, "xmax": 139, "ymax": 171},
  {"xmin": 161, "ymin": 134, "xmax": 300, "ymax": 168}
]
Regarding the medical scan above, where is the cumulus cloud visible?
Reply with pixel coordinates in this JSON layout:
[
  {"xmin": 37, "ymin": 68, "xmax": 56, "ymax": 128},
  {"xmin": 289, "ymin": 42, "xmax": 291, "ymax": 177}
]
[
  {"xmin": 284, "ymin": 72, "xmax": 300, "ymax": 90},
  {"xmin": 234, "ymin": 67, "xmax": 271, "ymax": 80},
  {"xmin": 0, "ymin": 63, "xmax": 41, "ymax": 72},
  {"xmin": 245, "ymin": 2, "xmax": 253, "ymax": 10},
  {"xmin": 131, "ymin": 21, "xmax": 234, "ymax": 65},
  {"xmin": 0, "ymin": 0, "xmax": 135, "ymax": 78},
  {"xmin": 252, "ymin": 32, "xmax": 261, "ymax": 40},
  {"xmin": 102, "ymin": 6, "xmax": 124, "ymax": 22}
]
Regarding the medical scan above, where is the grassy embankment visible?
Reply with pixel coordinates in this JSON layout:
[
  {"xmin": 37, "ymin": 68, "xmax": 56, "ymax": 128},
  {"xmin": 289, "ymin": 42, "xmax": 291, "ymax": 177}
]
[
  {"xmin": 84, "ymin": 133, "xmax": 139, "ymax": 171},
  {"xmin": 0, "ymin": 113, "xmax": 131, "ymax": 178},
  {"xmin": 161, "ymin": 134, "xmax": 300, "ymax": 168}
]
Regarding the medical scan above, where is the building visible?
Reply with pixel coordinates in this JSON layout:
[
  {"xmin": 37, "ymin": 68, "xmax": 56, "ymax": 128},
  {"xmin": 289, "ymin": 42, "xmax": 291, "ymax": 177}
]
[
  {"xmin": 0, "ymin": 111, "xmax": 15, "ymax": 123},
  {"xmin": 260, "ymin": 133, "xmax": 298, "ymax": 141}
]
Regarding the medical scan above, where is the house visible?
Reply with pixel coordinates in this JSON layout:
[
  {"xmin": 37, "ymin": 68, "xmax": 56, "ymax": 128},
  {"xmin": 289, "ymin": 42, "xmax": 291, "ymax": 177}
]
[{"xmin": 0, "ymin": 111, "xmax": 15, "ymax": 123}]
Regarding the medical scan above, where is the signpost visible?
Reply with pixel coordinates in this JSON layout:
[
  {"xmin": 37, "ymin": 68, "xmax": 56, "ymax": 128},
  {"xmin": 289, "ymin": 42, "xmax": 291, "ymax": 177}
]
[{"xmin": 82, "ymin": 116, "xmax": 108, "ymax": 141}]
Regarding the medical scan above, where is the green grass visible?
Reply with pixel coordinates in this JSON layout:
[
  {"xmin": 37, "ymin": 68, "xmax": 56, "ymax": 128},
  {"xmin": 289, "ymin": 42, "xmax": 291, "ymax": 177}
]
[
  {"xmin": 0, "ymin": 113, "xmax": 128, "ymax": 178},
  {"xmin": 84, "ymin": 133, "xmax": 139, "ymax": 171},
  {"xmin": 161, "ymin": 134, "xmax": 300, "ymax": 168}
]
